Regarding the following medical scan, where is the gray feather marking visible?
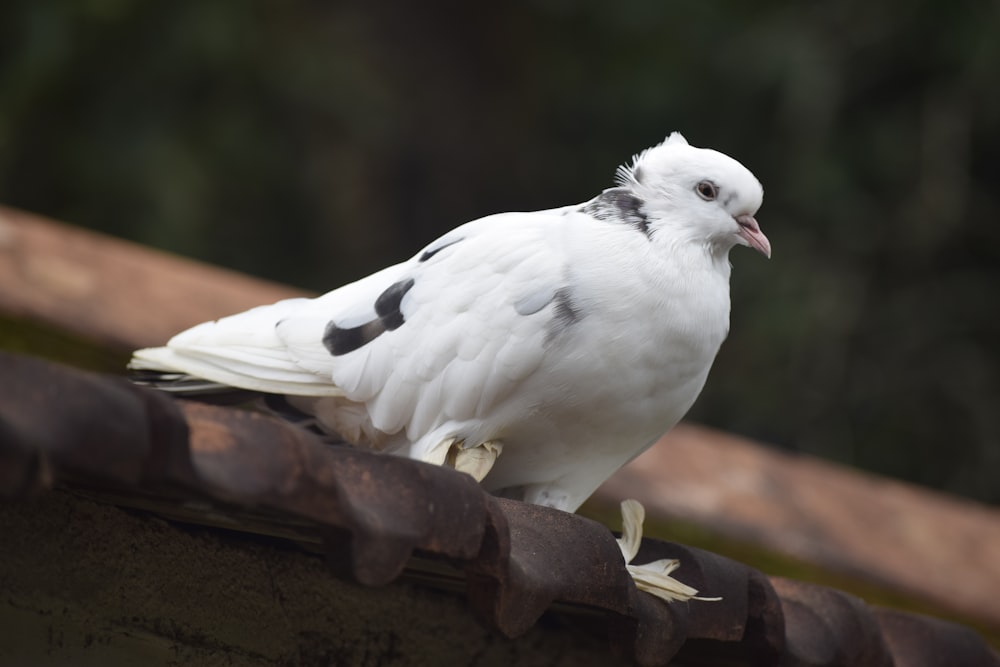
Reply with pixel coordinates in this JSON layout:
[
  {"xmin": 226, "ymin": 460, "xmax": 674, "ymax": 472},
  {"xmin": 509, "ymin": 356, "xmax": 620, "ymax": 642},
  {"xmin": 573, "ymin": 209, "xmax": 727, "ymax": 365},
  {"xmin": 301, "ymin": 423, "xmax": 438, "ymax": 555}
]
[
  {"xmin": 515, "ymin": 287, "xmax": 557, "ymax": 316},
  {"xmin": 544, "ymin": 287, "xmax": 582, "ymax": 345},
  {"xmin": 582, "ymin": 187, "xmax": 650, "ymax": 238}
]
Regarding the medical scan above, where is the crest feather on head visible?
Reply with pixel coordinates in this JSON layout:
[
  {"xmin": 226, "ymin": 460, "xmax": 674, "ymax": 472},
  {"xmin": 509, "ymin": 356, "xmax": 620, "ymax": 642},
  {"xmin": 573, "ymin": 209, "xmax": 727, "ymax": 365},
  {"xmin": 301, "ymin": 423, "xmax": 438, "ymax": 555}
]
[{"xmin": 615, "ymin": 132, "xmax": 689, "ymax": 187}]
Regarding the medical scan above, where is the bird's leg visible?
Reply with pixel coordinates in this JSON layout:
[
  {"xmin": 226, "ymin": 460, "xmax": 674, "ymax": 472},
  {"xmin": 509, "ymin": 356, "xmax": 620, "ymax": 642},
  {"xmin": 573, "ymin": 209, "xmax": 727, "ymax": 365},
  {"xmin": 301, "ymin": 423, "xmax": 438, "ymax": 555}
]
[
  {"xmin": 616, "ymin": 499, "xmax": 721, "ymax": 603},
  {"xmin": 446, "ymin": 440, "xmax": 503, "ymax": 482}
]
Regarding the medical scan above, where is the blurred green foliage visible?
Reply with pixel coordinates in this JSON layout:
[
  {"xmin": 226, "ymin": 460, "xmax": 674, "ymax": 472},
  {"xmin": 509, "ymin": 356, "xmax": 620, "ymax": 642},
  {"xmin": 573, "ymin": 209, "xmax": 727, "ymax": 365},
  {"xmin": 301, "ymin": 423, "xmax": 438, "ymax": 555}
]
[{"xmin": 2, "ymin": 1, "xmax": 998, "ymax": 502}]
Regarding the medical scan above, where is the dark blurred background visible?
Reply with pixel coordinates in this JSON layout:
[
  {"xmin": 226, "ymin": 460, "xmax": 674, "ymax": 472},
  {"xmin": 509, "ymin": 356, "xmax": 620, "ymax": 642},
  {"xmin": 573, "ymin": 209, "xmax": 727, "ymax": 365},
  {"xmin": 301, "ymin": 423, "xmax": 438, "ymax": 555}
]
[{"xmin": 1, "ymin": 1, "xmax": 998, "ymax": 503}]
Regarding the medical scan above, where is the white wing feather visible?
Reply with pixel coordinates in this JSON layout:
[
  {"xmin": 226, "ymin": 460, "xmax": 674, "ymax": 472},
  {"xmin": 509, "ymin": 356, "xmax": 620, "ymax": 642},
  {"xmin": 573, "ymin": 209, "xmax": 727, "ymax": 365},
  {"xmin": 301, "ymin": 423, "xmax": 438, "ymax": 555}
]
[{"xmin": 279, "ymin": 211, "xmax": 566, "ymax": 438}]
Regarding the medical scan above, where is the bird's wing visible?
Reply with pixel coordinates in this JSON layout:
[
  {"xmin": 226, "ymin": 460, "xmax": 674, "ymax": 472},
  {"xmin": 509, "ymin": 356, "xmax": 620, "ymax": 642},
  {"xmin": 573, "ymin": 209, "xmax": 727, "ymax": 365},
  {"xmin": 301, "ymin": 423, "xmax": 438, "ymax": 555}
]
[
  {"xmin": 131, "ymin": 209, "xmax": 574, "ymax": 440},
  {"xmin": 276, "ymin": 210, "xmax": 571, "ymax": 438}
]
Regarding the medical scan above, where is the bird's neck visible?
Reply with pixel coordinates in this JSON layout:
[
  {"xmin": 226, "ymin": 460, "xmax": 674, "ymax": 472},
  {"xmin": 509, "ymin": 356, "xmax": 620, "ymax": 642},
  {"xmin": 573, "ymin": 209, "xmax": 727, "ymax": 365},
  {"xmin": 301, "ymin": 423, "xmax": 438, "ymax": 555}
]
[{"xmin": 650, "ymin": 225, "xmax": 734, "ymax": 282}]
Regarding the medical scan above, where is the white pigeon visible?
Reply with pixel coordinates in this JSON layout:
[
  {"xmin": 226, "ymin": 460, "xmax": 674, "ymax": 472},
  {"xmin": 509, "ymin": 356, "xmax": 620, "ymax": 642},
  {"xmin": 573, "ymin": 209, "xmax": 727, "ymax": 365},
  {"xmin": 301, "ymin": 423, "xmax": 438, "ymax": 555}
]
[{"xmin": 131, "ymin": 132, "xmax": 769, "ymax": 517}]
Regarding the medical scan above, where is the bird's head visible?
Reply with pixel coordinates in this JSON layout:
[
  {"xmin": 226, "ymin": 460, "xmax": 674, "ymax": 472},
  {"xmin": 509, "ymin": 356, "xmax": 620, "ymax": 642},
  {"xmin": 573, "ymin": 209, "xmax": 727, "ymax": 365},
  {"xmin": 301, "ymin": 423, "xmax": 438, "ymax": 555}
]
[{"xmin": 615, "ymin": 132, "xmax": 770, "ymax": 259}]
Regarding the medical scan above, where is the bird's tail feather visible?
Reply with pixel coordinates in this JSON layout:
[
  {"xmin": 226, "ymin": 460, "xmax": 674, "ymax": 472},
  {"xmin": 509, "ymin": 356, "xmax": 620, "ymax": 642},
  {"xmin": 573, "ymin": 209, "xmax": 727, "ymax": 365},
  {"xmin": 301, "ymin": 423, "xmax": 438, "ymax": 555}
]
[{"xmin": 129, "ymin": 345, "xmax": 343, "ymax": 397}]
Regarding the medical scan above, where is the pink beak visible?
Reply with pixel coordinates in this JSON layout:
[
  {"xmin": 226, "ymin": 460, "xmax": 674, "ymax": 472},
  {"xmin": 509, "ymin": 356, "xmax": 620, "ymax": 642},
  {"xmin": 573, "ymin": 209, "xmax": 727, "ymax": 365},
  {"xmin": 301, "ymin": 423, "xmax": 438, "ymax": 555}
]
[{"xmin": 735, "ymin": 214, "xmax": 771, "ymax": 258}]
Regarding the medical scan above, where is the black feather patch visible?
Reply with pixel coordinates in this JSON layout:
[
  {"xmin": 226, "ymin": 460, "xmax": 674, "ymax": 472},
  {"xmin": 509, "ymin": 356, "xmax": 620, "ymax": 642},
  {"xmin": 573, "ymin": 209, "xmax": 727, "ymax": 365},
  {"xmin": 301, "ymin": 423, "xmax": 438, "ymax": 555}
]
[
  {"xmin": 323, "ymin": 319, "xmax": 386, "ymax": 356},
  {"xmin": 374, "ymin": 278, "xmax": 415, "ymax": 330},
  {"xmin": 581, "ymin": 187, "xmax": 650, "ymax": 237},
  {"xmin": 419, "ymin": 237, "xmax": 463, "ymax": 262},
  {"xmin": 323, "ymin": 278, "xmax": 416, "ymax": 356}
]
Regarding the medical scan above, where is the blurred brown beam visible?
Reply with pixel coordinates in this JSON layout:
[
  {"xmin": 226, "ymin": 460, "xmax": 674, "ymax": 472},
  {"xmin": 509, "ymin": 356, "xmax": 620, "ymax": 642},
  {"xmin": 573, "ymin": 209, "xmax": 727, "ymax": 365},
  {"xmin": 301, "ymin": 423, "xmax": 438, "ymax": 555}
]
[
  {"xmin": 0, "ymin": 205, "xmax": 305, "ymax": 350},
  {"xmin": 1, "ymin": 203, "xmax": 998, "ymax": 632}
]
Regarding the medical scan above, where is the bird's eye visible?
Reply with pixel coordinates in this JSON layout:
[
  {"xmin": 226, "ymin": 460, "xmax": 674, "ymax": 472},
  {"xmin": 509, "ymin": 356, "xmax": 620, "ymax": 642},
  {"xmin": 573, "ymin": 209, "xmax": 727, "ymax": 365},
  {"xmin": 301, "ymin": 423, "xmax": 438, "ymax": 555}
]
[{"xmin": 695, "ymin": 181, "xmax": 718, "ymax": 201}]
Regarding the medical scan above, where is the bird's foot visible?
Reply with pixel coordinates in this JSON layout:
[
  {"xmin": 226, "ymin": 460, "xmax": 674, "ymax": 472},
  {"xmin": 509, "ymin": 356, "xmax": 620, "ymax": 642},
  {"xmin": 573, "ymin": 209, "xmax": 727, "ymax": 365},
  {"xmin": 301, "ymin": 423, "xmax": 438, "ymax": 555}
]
[
  {"xmin": 616, "ymin": 499, "xmax": 721, "ymax": 603},
  {"xmin": 448, "ymin": 439, "xmax": 502, "ymax": 481},
  {"xmin": 428, "ymin": 438, "xmax": 502, "ymax": 482}
]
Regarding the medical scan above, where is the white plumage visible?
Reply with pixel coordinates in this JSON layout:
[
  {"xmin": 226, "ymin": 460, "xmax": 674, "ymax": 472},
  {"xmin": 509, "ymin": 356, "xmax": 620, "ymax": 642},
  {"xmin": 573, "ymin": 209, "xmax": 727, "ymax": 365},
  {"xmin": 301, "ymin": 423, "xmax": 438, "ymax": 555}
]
[{"xmin": 131, "ymin": 132, "xmax": 769, "ymax": 514}]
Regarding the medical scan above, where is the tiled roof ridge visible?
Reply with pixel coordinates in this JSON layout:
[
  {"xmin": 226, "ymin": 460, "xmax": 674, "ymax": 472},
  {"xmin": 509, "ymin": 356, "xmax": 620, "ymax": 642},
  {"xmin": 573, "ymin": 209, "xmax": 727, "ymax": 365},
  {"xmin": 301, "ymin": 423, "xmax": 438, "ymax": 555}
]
[{"xmin": 1, "ymin": 350, "xmax": 996, "ymax": 667}]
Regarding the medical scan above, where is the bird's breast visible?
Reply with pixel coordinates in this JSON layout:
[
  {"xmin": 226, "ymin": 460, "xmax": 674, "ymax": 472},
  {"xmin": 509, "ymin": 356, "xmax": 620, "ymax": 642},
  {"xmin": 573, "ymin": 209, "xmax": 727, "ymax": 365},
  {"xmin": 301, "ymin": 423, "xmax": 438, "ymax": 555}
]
[{"xmin": 530, "ymin": 257, "xmax": 730, "ymax": 435}]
